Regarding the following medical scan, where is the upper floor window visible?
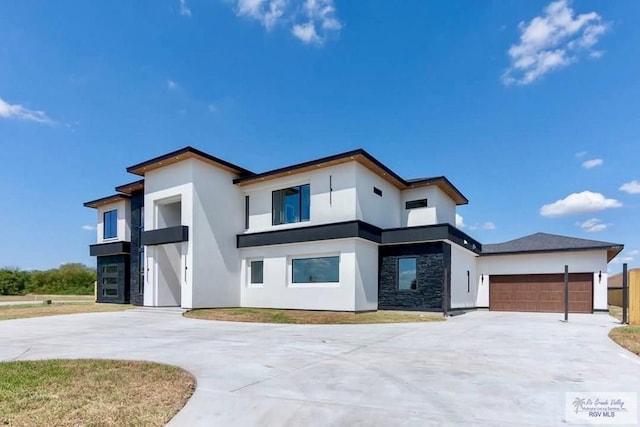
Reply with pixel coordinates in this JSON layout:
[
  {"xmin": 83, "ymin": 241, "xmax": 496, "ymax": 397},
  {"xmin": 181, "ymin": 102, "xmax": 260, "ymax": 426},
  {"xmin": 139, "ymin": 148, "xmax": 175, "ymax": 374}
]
[
  {"xmin": 272, "ymin": 184, "xmax": 310, "ymax": 225},
  {"xmin": 103, "ymin": 209, "xmax": 117, "ymax": 239}
]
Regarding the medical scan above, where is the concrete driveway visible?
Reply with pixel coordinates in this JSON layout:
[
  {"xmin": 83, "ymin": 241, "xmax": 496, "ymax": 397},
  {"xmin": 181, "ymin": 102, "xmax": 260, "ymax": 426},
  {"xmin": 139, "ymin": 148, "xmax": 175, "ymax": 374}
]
[{"xmin": 0, "ymin": 309, "xmax": 638, "ymax": 426}]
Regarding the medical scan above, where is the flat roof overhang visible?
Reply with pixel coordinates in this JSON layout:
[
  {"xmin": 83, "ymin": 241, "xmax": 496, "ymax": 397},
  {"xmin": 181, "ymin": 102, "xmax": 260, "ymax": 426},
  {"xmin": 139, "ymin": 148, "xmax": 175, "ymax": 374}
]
[
  {"xmin": 90, "ymin": 241, "xmax": 131, "ymax": 257},
  {"xmin": 84, "ymin": 194, "xmax": 130, "ymax": 209},
  {"xmin": 236, "ymin": 220, "xmax": 481, "ymax": 253}
]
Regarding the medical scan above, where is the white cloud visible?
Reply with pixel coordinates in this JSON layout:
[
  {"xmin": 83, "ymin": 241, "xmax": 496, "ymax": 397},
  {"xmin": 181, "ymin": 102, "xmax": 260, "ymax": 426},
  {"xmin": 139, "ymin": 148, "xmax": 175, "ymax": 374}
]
[
  {"xmin": 455, "ymin": 214, "xmax": 465, "ymax": 228},
  {"xmin": 540, "ymin": 190, "xmax": 622, "ymax": 217},
  {"xmin": 575, "ymin": 217, "xmax": 610, "ymax": 232},
  {"xmin": 503, "ymin": 0, "xmax": 609, "ymax": 85},
  {"xmin": 232, "ymin": 0, "xmax": 341, "ymax": 44},
  {"xmin": 575, "ymin": 151, "xmax": 587, "ymax": 158},
  {"xmin": 483, "ymin": 222, "xmax": 496, "ymax": 230},
  {"xmin": 292, "ymin": 21, "xmax": 320, "ymax": 44},
  {"xmin": 582, "ymin": 158, "xmax": 603, "ymax": 169},
  {"xmin": 0, "ymin": 96, "xmax": 54, "ymax": 124},
  {"xmin": 179, "ymin": 0, "xmax": 191, "ymax": 16},
  {"xmin": 629, "ymin": 250, "xmax": 640, "ymax": 257},
  {"xmin": 81, "ymin": 225, "xmax": 96, "ymax": 231},
  {"xmin": 167, "ymin": 80, "xmax": 178, "ymax": 90},
  {"xmin": 620, "ymin": 180, "xmax": 640, "ymax": 194}
]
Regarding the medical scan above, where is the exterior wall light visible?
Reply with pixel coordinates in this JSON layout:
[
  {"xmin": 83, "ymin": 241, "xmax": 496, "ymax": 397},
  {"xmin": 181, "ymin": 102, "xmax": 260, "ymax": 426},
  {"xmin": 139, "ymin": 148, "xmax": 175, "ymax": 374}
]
[{"xmin": 598, "ymin": 271, "xmax": 602, "ymax": 283}]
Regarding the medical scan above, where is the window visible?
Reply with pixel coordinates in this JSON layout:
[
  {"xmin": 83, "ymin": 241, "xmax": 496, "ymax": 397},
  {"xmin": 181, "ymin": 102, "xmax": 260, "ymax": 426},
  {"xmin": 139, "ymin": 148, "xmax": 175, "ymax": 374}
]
[
  {"xmin": 250, "ymin": 260, "xmax": 264, "ymax": 284},
  {"xmin": 245, "ymin": 195, "xmax": 250, "ymax": 230},
  {"xmin": 139, "ymin": 250, "xmax": 145, "ymax": 293},
  {"xmin": 103, "ymin": 265, "xmax": 118, "ymax": 274},
  {"xmin": 103, "ymin": 209, "xmax": 117, "ymax": 239},
  {"xmin": 405, "ymin": 199, "xmax": 428, "ymax": 209},
  {"xmin": 398, "ymin": 257, "xmax": 417, "ymax": 290},
  {"xmin": 292, "ymin": 256, "xmax": 339, "ymax": 283},
  {"xmin": 102, "ymin": 264, "xmax": 119, "ymax": 297},
  {"xmin": 272, "ymin": 184, "xmax": 310, "ymax": 225},
  {"xmin": 373, "ymin": 187, "xmax": 383, "ymax": 197}
]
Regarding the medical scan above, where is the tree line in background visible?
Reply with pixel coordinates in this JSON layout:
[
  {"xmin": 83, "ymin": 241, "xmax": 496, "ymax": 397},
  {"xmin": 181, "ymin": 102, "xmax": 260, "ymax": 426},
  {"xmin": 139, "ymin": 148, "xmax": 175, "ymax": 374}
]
[{"xmin": 0, "ymin": 263, "xmax": 96, "ymax": 295}]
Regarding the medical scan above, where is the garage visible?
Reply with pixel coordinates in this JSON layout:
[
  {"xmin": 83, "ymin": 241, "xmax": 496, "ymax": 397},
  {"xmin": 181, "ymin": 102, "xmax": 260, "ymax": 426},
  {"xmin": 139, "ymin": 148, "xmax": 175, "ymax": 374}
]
[{"xmin": 489, "ymin": 273, "xmax": 593, "ymax": 313}]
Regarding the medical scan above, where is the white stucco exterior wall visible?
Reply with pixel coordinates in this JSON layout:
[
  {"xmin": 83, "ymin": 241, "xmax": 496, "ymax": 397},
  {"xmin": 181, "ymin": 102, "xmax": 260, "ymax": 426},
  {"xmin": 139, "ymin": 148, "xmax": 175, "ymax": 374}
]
[
  {"xmin": 355, "ymin": 163, "xmax": 402, "ymax": 229},
  {"xmin": 239, "ymin": 238, "xmax": 377, "ymax": 311},
  {"xmin": 190, "ymin": 159, "xmax": 245, "ymax": 308},
  {"xmin": 243, "ymin": 162, "xmax": 357, "ymax": 232},
  {"xmin": 96, "ymin": 200, "xmax": 131, "ymax": 243},
  {"xmin": 400, "ymin": 186, "xmax": 456, "ymax": 227},
  {"xmin": 450, "ymin": 243, "xmax": 478, "ymax": 309},
  {"xmin": 477, "ymin": 250, "xmax": 610, "ymax": 311},
  {"xmin": 143, "ymin": 160, "xmax": 195, "ymax": 308}
]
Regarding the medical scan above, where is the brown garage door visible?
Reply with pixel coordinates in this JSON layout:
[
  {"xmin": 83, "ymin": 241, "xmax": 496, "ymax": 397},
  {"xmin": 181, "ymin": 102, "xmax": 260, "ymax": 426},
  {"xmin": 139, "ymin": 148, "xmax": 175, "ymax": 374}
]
[{"xmin": 490, "ymin": 273, "xmax": 593, "ymax": 313}]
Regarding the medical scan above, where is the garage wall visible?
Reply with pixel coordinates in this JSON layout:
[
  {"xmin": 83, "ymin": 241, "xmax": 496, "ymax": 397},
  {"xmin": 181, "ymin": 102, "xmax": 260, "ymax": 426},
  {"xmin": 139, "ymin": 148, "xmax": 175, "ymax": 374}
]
[
  {"xmin": 477, "ymin": 250, "xmax": 609, "ymax": 310},
  {"xmin": 450, "ymin": 243, "xmax": 478, "ymax": 309}
]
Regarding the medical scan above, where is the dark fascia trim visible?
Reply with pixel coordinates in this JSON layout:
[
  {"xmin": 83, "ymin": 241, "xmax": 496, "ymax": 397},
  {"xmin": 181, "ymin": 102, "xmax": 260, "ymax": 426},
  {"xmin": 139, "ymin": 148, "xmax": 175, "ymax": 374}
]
[
  {"xmin": 237, "ymin": 220, "xmax": 382, "ymax": 248},
  {"xmin": 233, "ymin": 149, "xmax": 406, "ymax": 185},
  {"xmin": 405, "ymin": 176, "xmax": 469, "ymax": 205},
  {"xmin": 126, "ymin": 146, "xmax": 253, "ymax": 177},
  {"xmin": 141, "ymin": 226, "xmax": 189, "ymax": 246},
  {"xmin": 232, "ymin": 149, "xmax": 469, "ymax": 205},
  {"xmin": 481, "ymin": 245, "xmax": 623, "ymax": 261},
  {"xmin": 115, "ymin": 179, "xmax": 144, "ymax": 195},
  {"xmin": 382, "ymin": 223, "xmax": 482, "ymax": 253},
  {"xmin": 84, "ymin": 194, "xmax": 130, "ymax": 209},
  {"xmin": 236, "ymin": 220, "xmax": 482, "ymax": 254},
  {"xmin": 90, "ymin": 241, "xmax": 131, "ymax": 256}
]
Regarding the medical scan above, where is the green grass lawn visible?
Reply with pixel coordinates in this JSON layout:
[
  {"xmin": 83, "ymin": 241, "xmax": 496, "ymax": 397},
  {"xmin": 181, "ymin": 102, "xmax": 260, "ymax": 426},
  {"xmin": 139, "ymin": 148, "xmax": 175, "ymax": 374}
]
[
  {"xmin": 0, "ymin": 359, "xmax": 195, "ymax": 426},
  {"xmin": 185, "ymin": 307, "xmax": 444, "ymax": 324}
]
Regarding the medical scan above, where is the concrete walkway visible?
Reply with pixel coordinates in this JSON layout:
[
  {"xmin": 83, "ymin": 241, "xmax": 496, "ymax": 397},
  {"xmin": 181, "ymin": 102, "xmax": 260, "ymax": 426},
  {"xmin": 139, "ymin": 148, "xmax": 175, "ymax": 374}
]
[{"xmin": 0, "ymin": 310, "xmax": 638, "ymax": 426}]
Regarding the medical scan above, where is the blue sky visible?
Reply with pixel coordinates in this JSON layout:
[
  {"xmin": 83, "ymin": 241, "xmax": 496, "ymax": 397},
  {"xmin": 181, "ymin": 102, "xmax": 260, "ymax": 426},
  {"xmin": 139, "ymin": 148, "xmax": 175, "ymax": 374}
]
[{"xmin": 0, "ymin": 0, "xmax": 638, "ymax": 272}]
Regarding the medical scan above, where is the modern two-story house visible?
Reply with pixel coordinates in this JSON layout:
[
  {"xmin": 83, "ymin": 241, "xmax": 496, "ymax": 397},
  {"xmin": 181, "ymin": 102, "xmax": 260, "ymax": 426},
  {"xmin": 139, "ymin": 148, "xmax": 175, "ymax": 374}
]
[{"xmin": 84, "ymin": 147, "xmax": 623, "ymax": 314}]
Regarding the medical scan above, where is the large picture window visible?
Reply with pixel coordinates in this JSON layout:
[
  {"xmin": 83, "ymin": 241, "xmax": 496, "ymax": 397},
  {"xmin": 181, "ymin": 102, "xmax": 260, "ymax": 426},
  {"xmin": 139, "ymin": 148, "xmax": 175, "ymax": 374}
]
[
  {"xmin": 103, "ymin": 209, "xmax": 117, "ymax": 239},
  {"xmin": 292, "ymin": 256, "xmax": 339, "ymax": 283},
  {"xmin": 398, "ymin": 257, "xmax": 417, "ymax": 290},
  {"xmin": 272, "ymin": 184, "xmax": 310, "ymax": 225}
]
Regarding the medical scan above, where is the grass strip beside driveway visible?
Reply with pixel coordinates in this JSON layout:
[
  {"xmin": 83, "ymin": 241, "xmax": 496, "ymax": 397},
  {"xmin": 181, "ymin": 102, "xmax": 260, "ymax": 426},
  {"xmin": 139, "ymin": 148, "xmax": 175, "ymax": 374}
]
[
  {"xmin": 0, "ymin": 302, "xmax": 130, "ymax": 321},
  {"xmin": 185, "ymin": 307, "xmax": 444, "ymax": 324},
  {"xmin": 0, "ymin": 359, "xmax": 195, "ymax": 427},
  {"xmin": 609, "ymin": 326, "xmax": 640, "ymax": 357},
  {"xmin": 0, "ymin": 294, "xmax": 94, "ymax": 303}
]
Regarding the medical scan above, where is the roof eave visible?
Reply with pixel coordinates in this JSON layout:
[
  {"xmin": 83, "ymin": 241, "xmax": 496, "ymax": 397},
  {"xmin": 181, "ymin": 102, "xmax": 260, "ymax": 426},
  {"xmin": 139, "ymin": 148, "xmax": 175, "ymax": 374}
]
[
  {"xmin": 83, "ymin": 194, "xmax": 131, "ymax": 209},
  {"xmin": 126, "ymin": 146, "xmax": 253, "ymax": 177}
]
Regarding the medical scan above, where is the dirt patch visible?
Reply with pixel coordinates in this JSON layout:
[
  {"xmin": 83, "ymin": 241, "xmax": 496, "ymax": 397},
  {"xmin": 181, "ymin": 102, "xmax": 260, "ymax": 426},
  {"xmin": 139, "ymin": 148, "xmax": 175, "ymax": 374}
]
[
  {"xmin": 609, "ymin": 326, "xmax": 640, "ymax": 357},
  {"xmin": 0, "ymin": 359, "xmax": 195, "ymax": 427},
  {"xmin": 0, "ymin": 294, "xmax": 94, "ymax": 303},
  {"xmin": 0, "ymin": 302, "xmax": 130, "ymax": 321},
  {"xmin": 185, "ymin": 307, "xmax": 444, "ymax": 324}
]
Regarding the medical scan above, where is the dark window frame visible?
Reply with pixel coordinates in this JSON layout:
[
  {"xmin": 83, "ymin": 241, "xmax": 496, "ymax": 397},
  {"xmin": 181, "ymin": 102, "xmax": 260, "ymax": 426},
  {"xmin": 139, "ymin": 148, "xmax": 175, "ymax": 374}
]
[
  {"xmin": 245, "ymin": 195, "xmax": 250, "ymax": 230},
  {"xmin": 397, "ymin": 257, "xmax": 418, "ymax": 291},
  {"xmin": 250, "ymin": 260, "xmax": 264, "ymax": 284},
  {"xmin": 405, "ymin": 199, "xmax": 428, "ymax": 209},
  {"xmin": 272, "ymin": 184, "xmax": 310, "ymax": 226},
  {"xmin": 102, "ymin": 263, "xmax": 119, "ymax": 297},
  {"xmin": 373, "ymin": 187, "xmax": 383, "ymax": 197},
  {"xmin": 103, "ymin": 209, "xmax": 118, "ymax": 239}
]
